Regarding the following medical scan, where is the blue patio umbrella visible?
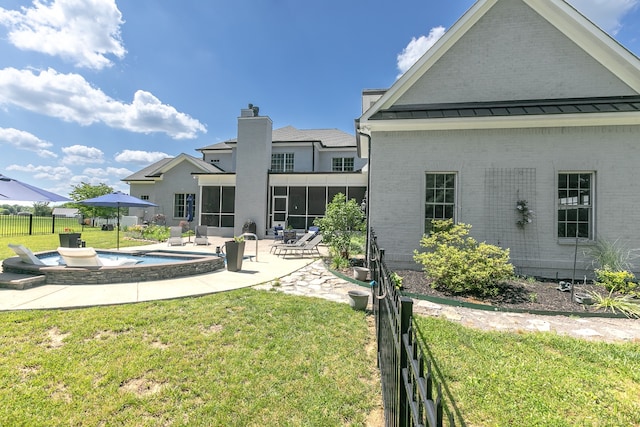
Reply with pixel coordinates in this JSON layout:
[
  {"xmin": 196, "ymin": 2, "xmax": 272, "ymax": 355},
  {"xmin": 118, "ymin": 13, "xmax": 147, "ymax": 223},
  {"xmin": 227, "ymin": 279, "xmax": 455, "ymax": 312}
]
[
  {"xmin": 79, "ymin": 191, "xmax": 158, "ymax": 250},
  {"xmin": 186, "ymin": 194, "xmax": 194, "ymax": 222},
  {"xmin": 0, "ymin": 173, "xmax": 70, "ymax": 202}
]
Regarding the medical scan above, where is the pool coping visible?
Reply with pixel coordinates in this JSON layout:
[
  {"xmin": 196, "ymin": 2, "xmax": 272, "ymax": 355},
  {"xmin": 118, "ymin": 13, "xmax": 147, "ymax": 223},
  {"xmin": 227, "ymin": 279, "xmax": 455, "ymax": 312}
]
[{"xmin": 2, "ymin": 249, "xmax": 225, "ymax": 286}]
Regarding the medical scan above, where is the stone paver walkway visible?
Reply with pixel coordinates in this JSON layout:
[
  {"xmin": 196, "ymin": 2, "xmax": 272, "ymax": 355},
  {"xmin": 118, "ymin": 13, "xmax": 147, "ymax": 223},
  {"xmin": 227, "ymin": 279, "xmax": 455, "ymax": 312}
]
[
  {"xmin": 261, "ymin": 260, "xmax": 640, "ymax": 343},
  {"xmin": 254, "ymin": 260, "xmax": 366, "ymax": 304}
]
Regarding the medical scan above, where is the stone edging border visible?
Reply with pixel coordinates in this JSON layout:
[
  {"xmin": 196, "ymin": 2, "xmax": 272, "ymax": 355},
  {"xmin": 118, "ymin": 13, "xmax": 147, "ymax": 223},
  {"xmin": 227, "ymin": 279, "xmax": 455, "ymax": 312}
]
[{"xmin": 326, "ymin": 263, "xmax": 629, "ymax": 319}]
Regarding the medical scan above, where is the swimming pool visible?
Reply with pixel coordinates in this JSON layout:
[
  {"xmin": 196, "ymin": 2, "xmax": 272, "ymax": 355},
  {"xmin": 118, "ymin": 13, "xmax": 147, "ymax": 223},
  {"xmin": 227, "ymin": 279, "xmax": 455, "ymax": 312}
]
[
  {"xmin": 37, "ymin": 251, "xmax": 209, "ymax": 266},
  {"xmin": 2, "ymin": 249, "xmax": 225, "ymax": 285}
]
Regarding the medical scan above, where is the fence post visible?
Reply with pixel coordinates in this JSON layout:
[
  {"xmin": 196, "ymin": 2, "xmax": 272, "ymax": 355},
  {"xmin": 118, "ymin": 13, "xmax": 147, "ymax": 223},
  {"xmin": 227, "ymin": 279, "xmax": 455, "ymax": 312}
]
[
  {"xmin": 28, "ymin": 213, "xmax": 33, "ymax": 235},
  {"xmin": 399, "ymin": 296, "xmax": 413, "ymax": 427},
  {"xmin": 51, "ymin": 214, "xmax": 56, "ymax": 234}
]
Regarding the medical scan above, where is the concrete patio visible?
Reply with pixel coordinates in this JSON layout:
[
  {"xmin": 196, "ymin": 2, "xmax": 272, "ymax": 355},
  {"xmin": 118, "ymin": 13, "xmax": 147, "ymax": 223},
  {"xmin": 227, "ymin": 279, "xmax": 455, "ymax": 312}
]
[{"xmin": 0, "ymin": 236, "xmax": 326, "ymax": 311}]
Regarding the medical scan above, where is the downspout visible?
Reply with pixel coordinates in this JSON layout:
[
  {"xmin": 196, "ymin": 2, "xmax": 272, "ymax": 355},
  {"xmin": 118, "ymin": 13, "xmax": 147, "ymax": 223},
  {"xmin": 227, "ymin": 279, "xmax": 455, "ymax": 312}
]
[{"xmin": 356, "ymin": 119, "xmax": 372, "ymax": 267}]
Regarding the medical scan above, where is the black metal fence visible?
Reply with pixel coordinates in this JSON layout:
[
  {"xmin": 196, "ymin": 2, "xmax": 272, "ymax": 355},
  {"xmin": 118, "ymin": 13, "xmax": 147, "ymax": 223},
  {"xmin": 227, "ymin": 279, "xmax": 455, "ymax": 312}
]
[
  {"xmin": 369, "ymin": 230, "xmax": 455, "ymax": 427},
  {"xmin": 0, "ymin": 214, "xmax": 80, "ymax": 237}
]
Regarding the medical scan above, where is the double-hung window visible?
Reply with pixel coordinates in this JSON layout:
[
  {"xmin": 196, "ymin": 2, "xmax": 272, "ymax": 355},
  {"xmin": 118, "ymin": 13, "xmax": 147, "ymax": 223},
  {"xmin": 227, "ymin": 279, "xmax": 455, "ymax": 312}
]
[
  {"xmin": 174, "ymin": 193, "xmax": 195, "ymax": 219},
  {"xmin": 271, "ymin": 153, "xmax": 294, "ymax": 172},
  {"xmin": 558, "ymin": 172, "xmax": 593, "ymax": 239},
  {"xmin": 332, "ymin": 157, "xmax": 354, "ymax": 172},
  {"xmin": 425, "ymin": 173, "xmax": 456, "ymax": 233}
]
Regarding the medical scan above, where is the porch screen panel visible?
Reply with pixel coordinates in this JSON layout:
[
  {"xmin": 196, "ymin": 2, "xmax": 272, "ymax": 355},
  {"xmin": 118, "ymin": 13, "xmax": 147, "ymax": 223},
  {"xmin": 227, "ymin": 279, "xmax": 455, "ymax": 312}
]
[
  {"xmin": 308, "ymin": 187, "xmax": 326, "ymax": 215},
  {"xmin": 347, "ymin": 187, "xmax": 366, "ymax": 205},
  {"xmin": 287, "ymin": 187, "xmax": 306, "ymax": 229},
  {"xmin": 221, "ymin": 187, "xmax": 235, "ymax": 227},
  {"xmin": 199, "ymin": 185, "xmax": 234, "ymax": 227},
  {"xmin": 288, "ymin": 187, "xmax": 306, "ymax": 215},
  {"xmin": 201, "ymin": 186, "xmax": 220, "ymax": 213}
]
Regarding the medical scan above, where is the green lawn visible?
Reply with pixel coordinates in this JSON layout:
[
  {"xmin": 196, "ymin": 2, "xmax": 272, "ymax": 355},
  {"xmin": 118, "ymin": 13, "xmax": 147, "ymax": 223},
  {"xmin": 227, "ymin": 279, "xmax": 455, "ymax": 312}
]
[
  {"xmin": 415, "ymin": 316, "xmax": 640, "ymax": 426},
  {"xmin": 4, "ymin": 230, "xmax": 640, "ymax": 425},
  {"xmin": 0, "ymin": 289, "xmax": 381, "ymax": 426}
]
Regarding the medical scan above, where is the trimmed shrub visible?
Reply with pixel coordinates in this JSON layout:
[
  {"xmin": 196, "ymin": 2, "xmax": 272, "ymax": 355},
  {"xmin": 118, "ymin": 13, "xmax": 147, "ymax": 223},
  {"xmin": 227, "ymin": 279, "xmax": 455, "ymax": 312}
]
[
  {"xmin": 413, "ymin": 220, "xmax": 514, "ymax": 297},
  {"xmin": 594, "ymin": 267, "xmax": 638, "ymax": 296}
]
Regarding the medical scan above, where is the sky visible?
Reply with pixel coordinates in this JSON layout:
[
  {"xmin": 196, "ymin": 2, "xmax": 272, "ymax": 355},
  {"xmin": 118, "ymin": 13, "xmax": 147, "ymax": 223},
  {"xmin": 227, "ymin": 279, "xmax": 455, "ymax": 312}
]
[{"xmin": 0, "ymin": 0, "xmax": 639, "ymax": 201}]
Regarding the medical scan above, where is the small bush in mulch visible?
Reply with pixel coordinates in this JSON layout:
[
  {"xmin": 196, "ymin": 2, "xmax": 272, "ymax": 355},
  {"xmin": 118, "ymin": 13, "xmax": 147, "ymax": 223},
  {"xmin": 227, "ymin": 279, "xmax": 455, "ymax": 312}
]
[{"xmin": 398, "ymin": 268, "xmax": 639, "ymax": 315}]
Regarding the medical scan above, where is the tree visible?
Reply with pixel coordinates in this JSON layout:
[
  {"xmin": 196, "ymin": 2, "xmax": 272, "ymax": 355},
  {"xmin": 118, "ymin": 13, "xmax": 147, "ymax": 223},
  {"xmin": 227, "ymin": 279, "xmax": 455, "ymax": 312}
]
[
  {"xmin": 314, "ymin": 193, "xmax": 366, "ymax": 260},
  {"xmin": 32, "ymin": 202, "xmax": 52, "ymax": 216},
  {"xmin": 69, "ymin": 182, "xmax": 114, "ymax": 223}
]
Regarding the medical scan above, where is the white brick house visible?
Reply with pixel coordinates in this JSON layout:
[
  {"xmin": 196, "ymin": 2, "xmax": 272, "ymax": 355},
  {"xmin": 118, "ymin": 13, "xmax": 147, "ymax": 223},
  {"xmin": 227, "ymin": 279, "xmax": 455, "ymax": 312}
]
[
  {"xmin": 356, "ymin": 0, "xmax": 640, "ymax": 278},
  {"xmin": 125, "ymin": 107, "xmax": 367, "ymax": 238}
]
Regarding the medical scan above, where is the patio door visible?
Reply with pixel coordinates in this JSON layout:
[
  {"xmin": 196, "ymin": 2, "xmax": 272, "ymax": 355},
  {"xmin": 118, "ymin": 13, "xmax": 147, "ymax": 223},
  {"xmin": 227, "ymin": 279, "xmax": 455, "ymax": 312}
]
[{"xmin": 272, "ymin": 194, "xmax": 287, "ymax": 228}]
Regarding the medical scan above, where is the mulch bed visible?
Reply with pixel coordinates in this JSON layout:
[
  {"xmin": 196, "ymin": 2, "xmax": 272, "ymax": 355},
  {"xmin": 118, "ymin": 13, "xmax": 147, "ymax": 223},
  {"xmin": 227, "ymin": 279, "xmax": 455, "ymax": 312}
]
[{"xmin": 394, "ymin": 269, "xmax": 613, "ymax": 314}]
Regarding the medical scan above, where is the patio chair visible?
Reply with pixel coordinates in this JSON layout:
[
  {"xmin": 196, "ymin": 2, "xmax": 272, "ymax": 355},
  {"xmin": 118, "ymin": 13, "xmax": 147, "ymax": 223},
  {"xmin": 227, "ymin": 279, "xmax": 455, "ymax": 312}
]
[
  {"xmin": 279, "ymin": 234, "xmax": 323, "ymax": 258},
  {"xmin": 8, "ymin": 243, "xmax": 45, "ymax": 265},
  {"xmin": 269, "ymin": 231, "xmax": 315, "ymax": 254},
  {"xmin": 194, "ymin": 225, "xmax": 209, "ymax": 246},
  {"xmin": 57, "ymin": 247, "xmax": 140, "ymax": 267},
  {"xmin": 273, "ymin": 225, "xmax": 284, "ymax": 241},
  {"xmin": 167, "ymin": 226, "xmax": 184, "ymax": 246}
]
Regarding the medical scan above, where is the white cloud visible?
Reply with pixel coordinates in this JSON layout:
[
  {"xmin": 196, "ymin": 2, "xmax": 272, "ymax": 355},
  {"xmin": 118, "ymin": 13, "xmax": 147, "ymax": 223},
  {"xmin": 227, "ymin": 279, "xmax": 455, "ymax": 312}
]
[
  {"xmin": 397, "ymin": 26, "xmax": 446, "ymax": 78},
  {"xmin": 83, "ymin": 166, "xmax": 133, "ymax": 178},
  {"xmin": 568, "ymin": 0, "xmax": 639, "ymax": 34},
  {"xmin": 0, "ymin": 67, "xmax": 207, "ymax": 139},
  {"xmin": 115, "ymin": 149, "xmax": 169, "ymax": 165},
  {"xmin": 61, "ymin": 144, "xmax": 104, "ymax": 165},
  {"xmin": 0, "ymin": 127, "xmax": 57, "ymax": 158},
  {"xmin": 6, "ymin": 163, "xmax": 72, "ymax": 181},
  {"xmin": 0, "ymin": 0, "xmax": 126, "ymax": 70}
]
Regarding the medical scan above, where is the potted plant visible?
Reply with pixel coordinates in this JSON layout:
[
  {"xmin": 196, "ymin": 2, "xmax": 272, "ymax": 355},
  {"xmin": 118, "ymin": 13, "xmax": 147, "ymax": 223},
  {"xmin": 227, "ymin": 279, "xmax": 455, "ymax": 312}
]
[
  {"xmin": 59, "ymin": 228, "xmax": 82, "ymax": 248},
  {"xmin": 225, "ymin": 236, "xmax": 245, "ymax": 272}
]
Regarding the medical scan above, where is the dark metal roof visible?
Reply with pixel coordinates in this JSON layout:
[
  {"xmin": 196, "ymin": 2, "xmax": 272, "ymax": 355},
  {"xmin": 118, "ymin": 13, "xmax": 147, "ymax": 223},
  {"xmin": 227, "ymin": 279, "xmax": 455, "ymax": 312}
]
[{"xmin": 369, "ymin": 96, "xmax": 640, "ymax": 120}]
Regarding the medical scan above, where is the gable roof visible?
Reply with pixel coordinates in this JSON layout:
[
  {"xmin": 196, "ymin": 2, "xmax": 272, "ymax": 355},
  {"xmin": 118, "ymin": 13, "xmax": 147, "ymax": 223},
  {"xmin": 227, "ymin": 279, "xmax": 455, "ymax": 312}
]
[
  {"xmin": 360, "ymin": 0, "xmax": 640, "ymax": 124},
  {"xmin": 197, "ymin": 126, "xmax": 355, "ymax": 151},
  {"xmin": 123, "ymin": 153, "xmax": 221, "ymax": 182}
]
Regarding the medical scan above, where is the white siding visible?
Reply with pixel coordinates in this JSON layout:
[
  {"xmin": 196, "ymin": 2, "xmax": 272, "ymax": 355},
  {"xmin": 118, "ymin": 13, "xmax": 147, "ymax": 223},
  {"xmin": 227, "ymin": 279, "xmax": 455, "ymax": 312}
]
[
  {"xmin": 369, "ymin": 125, "xmax": 640, "ymax": 278},
  {"xmin": 396, "ymin": 0, "xmax": 636, "ymax": 105},
  {"xmin": 202, "ymin": 151, "xmax": 234, "ymax": 172},
  {"xmin": 129, "ymin": 160, "xmax": 200, "ymax": 226}
]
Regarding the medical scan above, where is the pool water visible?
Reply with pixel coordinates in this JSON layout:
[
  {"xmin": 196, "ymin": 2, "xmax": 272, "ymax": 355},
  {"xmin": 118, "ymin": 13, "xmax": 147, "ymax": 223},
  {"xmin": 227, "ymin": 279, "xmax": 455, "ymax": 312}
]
[{"xmin": 38, "ymin": 251, "xmax": 211, "ymax": 266}]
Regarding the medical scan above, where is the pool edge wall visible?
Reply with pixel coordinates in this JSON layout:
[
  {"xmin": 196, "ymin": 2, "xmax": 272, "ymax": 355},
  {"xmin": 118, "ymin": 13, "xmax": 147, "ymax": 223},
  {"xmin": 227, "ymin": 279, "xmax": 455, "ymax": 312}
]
[{"xmin": 2, "ymin": 251, "xmax": 225, "ymax": 285}]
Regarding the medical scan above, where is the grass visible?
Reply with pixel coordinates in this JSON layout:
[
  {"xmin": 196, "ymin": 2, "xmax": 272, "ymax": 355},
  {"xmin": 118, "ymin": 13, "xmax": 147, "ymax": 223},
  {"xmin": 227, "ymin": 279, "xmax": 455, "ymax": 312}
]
[
  {"xmin": 0, "ymin": 289, "xmax": 380, "ymax": 426},
  {"xmin": 414, "ymin": 316, "xmax": 640, "ymax": 426},
  {"xmin": 4, "ymin": 230, "xmax": 640, "ymax": 425}
]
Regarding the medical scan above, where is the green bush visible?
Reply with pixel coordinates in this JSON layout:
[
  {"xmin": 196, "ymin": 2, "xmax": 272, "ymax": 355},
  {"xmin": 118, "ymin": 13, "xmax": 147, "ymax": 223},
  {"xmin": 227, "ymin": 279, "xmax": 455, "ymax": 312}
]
[
  {"xmin": 314, "ymin": 193, "xmax": 365, "ymax": 259},
  {"xmin": 594, "ymin": 267, "xmax": 638, "ymax": 296},
  {"xmin": 123, "ymin": 224, "xmax": 170, "ymax": 242},
  {"xmin": 413, "ymin": 219, "xmax": 514, "ymax": 297}
]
